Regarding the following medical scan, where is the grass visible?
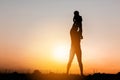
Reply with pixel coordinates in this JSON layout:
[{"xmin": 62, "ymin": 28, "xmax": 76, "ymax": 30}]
[{"xmin": 0, "ymin": 70, "xmax": 120, "ymax": 80}]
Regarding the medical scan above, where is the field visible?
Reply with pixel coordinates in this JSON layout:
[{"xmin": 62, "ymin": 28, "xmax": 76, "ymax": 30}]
[{"xmin": 0, "ymin": 70, "xmax": 120, "ymax": 80}]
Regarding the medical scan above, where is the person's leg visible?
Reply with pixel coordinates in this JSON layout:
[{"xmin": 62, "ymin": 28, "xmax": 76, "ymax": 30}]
[
  {"xmin": 76, "ymin": 46, "xmax": 83, "ymax": 76},
  {"xmin": 67, "ymin": 47, "xmax": 75, "ymax": 74}
]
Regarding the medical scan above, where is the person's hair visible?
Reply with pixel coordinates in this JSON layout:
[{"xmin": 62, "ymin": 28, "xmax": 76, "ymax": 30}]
[{"xmin": 74, "ymin": 11, "xmax": 79, "ymax": 16}]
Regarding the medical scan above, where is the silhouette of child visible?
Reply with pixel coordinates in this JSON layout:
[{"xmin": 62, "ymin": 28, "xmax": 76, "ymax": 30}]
[{"xmin": 73, "ymin": 11, "xmax": 83, "ymax": 39}]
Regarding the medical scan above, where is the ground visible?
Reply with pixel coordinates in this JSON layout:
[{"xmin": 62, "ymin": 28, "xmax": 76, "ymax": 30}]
[{"xmin": 0, "ymin": 71, "xmax": 120, "ymax": 80}]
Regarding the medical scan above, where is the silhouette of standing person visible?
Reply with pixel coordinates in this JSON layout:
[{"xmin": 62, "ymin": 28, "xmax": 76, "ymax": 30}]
[{"xmin": 67, "ymin": 11, "xmax": 83, "ymax": 76}]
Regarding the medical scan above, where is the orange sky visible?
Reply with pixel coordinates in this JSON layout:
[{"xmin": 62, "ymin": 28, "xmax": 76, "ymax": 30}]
[{"xmin": 0, "ymin": 0, "xmax": 120, "ymax": 74}]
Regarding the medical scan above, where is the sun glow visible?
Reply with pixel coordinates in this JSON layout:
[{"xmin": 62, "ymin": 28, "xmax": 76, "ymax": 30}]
[{"xmin": 53, "ymin": 44, "xmax": 69, "ymax": 62}]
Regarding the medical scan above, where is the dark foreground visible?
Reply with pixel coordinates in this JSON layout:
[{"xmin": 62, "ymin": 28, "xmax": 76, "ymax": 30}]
[{"xmin": 0, "ymin": 71, "xmax": 120, "ymax": 80}]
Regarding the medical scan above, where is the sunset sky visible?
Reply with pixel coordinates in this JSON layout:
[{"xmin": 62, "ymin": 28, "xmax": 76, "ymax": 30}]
[{"xmin": 0, "ymin": 0, "xmax": 120, "ymax": 74}]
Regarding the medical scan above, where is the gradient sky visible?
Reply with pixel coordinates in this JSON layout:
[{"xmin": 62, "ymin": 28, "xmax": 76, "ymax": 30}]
[{"xmin": 0, "ymin": 0, "xmax": 120, "ymax": 74}]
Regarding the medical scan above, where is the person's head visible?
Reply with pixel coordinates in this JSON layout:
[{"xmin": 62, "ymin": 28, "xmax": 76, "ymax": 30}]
[{"xmin": 74, "ymin": 11, "xmax": 79, "ymax": 16}]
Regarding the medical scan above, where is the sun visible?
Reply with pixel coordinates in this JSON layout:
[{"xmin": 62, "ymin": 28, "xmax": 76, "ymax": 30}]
[{"xmin": 53, "ymin": 44, "xmax": 69, "ymax": 62}]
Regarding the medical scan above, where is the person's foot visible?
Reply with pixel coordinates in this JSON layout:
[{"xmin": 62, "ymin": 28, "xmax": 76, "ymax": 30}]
[{"xmin": 81, "ymin": 74, "xmax": 85, "ymax": 80}]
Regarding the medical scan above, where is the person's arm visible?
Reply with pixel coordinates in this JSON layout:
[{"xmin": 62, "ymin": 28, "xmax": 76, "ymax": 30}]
[
  {"xmin": 78, "ymin": 28, "xmax": 83, "ymax": 39},
  {"xmin": 73, "ymin": 16, "xmax": 77, "ymax": 27},
  {"xmin": 79, "ymin": 16, "xmax": 83, "ymax": 39},
  {"xmin": 73, "ymin": 16, "xmax": 75, "ymax": 22}
]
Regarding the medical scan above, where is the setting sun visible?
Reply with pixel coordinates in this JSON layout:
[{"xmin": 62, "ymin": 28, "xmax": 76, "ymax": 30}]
[{"xmin": 53, "ymin": 44, "xmax": 69, "ymax": 62}]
